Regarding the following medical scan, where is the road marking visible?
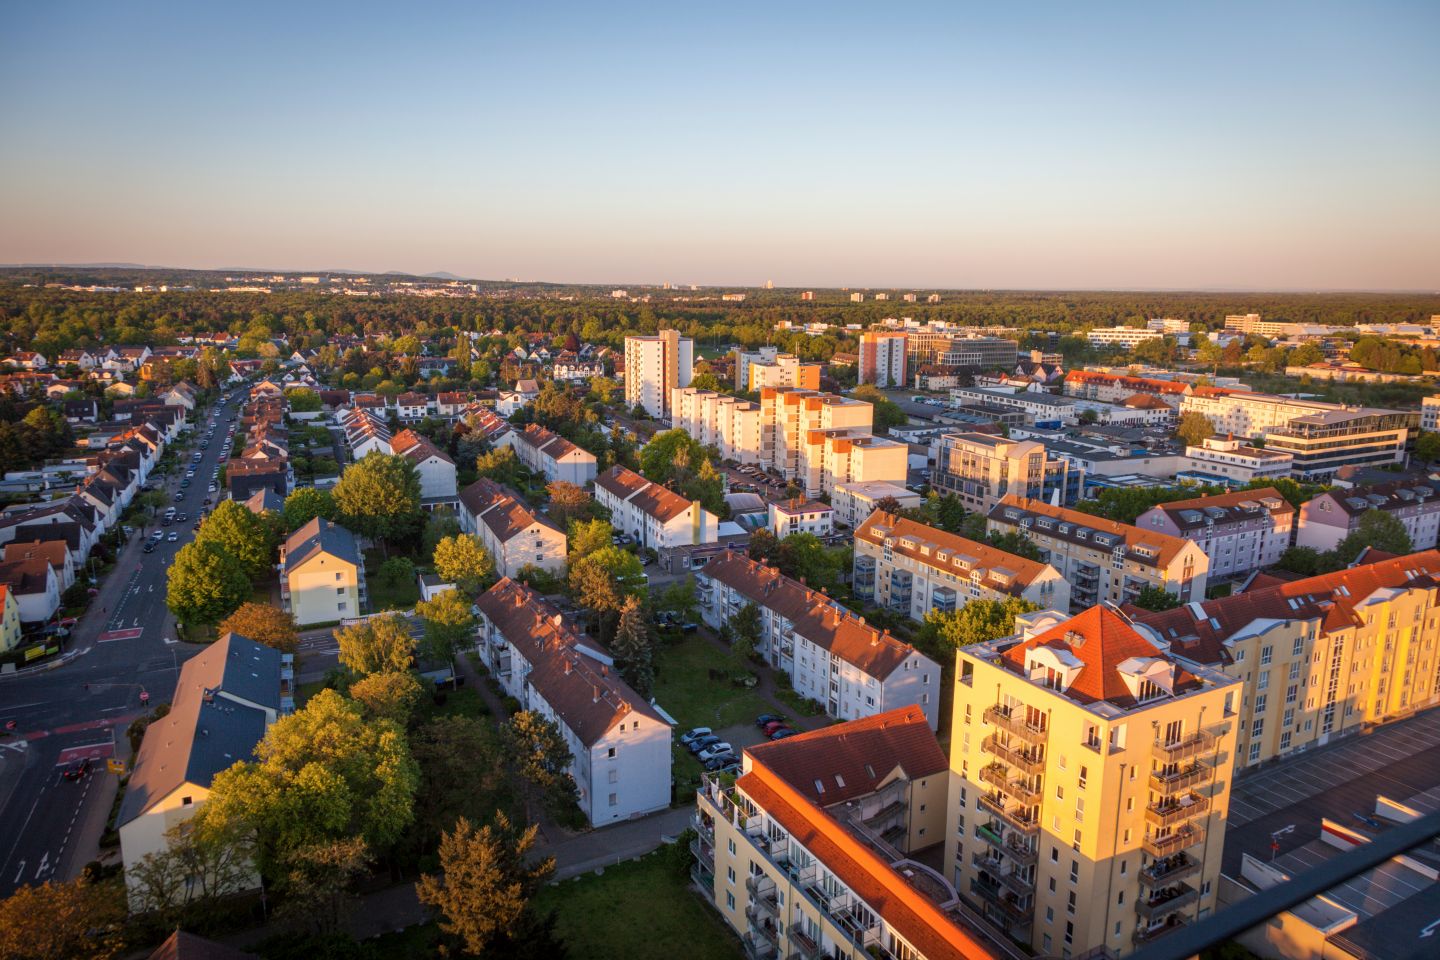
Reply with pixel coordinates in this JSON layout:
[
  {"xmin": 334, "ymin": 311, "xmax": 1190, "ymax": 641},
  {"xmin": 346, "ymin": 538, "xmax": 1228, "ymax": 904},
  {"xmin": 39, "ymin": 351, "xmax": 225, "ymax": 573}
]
[
  {"xmin": 35, "ymin": 852, "xmax": 49, "ymax": 879},
  {"xmin": 10, "ymin": 861, "xmax": 21, "ymax": 883}
]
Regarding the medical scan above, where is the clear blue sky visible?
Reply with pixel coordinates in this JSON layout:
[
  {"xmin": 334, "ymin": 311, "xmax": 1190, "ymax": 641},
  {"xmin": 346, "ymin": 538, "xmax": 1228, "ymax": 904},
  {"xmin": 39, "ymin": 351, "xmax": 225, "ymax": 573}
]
[{"xmin": 2, "ymin": 1, "xmax": 1436, "ymax": 290}]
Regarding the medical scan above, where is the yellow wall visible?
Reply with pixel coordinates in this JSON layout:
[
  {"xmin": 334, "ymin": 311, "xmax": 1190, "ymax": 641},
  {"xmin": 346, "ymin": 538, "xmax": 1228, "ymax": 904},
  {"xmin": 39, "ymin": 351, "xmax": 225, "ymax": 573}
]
[{"xmin": 288, "ymin": 554, "xmax": 359, "ymax": 626}]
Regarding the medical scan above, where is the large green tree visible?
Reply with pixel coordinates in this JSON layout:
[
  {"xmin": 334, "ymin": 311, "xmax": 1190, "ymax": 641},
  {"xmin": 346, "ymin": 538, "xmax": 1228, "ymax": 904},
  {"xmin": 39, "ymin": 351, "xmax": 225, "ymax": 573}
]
[
  {"xmin": 335, "ymin": 611, "xmax": 417, "ymax": 676},
  {"xmin": 567, "ymin": 545, "xmax": 644, "ymax": 615},
  {"xmin": 502, "ymin": 710, "xmax": 578, "ymax": 818},
  {"xmin": 195, "ymin": 499, "xmax": 277, "ymax": 581},
  {"xmin": 1176, "ymin": 411, "xmax": 1214, "ymax": 448},
  {"xmin": 415, "ymin": 587, "xmax": 477, "ymax": 665},
  {"xmin": 283, "ymin": 487, "xmax": 336, "ymax": 531},
  {"xmin": 611, "ymin": 595, "xmax": 654, "ymax": 698},
  {"xmin": 1334, "ymin": 509, "xmax": 1413, "ymax": 564},
  {"xmin": 432, "ymin": 534, "xmax": 496, "ymax": 596},
  {"xmin": 166, "ymin": 540, "xmax": 251, "ymax": 626},
  {"xmin": 331, "ymin": 451, "xmax": 422, "ymax": 546},
  {"xmin": 917, "ymin": 597, "xmax": 1040, "ymax": 657}
]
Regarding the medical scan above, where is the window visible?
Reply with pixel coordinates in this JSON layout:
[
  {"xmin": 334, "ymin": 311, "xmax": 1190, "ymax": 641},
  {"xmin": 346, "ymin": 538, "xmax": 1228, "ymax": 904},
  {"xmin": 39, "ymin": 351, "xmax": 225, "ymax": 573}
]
[
  {"xmin": 1078, "ymin": 766, "xmax": 1088, "ymax": 789},
  {"xmin": 727, "ymin": 867, "xmax": 735, "ymax": 884},
  {"xmin": 335, "ymin": 572, "xmax": 342, "ymax": 581},
  {"xmin": 1292, "ymin": 636, "xmax": 1304, "ymax": 656},
  {"xmin": 1248, "ymin": 742, "xmax": 1261, "ymax": 763},
  {"xmin": 726, "ymin": 891, "xmax": 735, "ymax": 909},
  {"xmin": 608, "ymin": 793, "xmax": 617, "ymax": 807},
  {"xmin": 608, "ymin": 769, "xmax": 618, "ymax": 783},
  {"xmin": 607, "ymin": 747, "xmax": 616, "ymax": 759},
  {"xmin": 1046, "ymin": 907, "xmax": 1055, "ymax": 923},
  {"xmin": 182, "ymin": 796, "xmax": 192, "ymax": 806},
  {"xmin": 1067, "ymin": 892, "xmax": 1076, "ymax": 914},
  {"xmin": 336, "ymin": 586, "xmax": 345, "ymax": 595},
  {"xmin": 337, "ymin": 602, "xmax": 346, "ymax": 611}
]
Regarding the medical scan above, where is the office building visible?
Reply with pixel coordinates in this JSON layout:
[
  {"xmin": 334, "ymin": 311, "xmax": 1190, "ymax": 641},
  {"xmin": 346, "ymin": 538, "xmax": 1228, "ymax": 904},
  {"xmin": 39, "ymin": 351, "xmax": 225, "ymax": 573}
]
[
  {"xmin": 1422, "ymin": 394, "xmax": 1440, "ymax": 432},
  {"xmin": 1177, "ymin": 437, "xmax": 1293, "ymax": 487},
  {"xmin": 947, "ymin": 607, "xmax": 1239, "ymax": 954},
  {"xmin": 854, "ymin": 512, "xmax": 1068, "ymax": 618},
  {"xmin": 1086, "ymin": 327, "xmax": 1164, "ymax": 349},
  {"xmin": 859, "ymin": 331, "xmax": 909, "ymax": 387},
  {"xmin": 1296, "ymin": 480, "xmax": 1440, "ymax": 553},
  {"xmin": 624, "ymin": 329, "xmax": 693, "ymax": 418},
  {"xmin": 930, "ymin": 433, "xmax": 1050, "ymax": 515},
  {"xmin": 1137, "ymin": 489, "xmax": 1294, "ymax": 580},
  {"xmin": 987, "ymin": 497, "xmax": 1209, "ymax": 608}
]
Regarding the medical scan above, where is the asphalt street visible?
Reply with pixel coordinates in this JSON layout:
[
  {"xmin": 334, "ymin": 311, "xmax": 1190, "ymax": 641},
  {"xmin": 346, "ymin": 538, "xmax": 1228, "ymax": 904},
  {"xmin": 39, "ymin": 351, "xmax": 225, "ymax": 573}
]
[{"xmin": 0, "ymin": 392, "xmax": 242, "ymax": 897}]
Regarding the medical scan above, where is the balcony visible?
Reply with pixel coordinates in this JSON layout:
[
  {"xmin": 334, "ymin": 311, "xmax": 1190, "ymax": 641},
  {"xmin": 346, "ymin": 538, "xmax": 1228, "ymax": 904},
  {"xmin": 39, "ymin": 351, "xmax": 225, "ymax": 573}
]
[
  {"xmin": 974, "ymin": 854, "xmax": 1035, "ymax": 897},
  {"xmin": 1149, "ymin": 764, "xmax": 1209, "ymax": 797},
  {"xmin": 786, "ymin": 924, "xmax": 821, "ymax": 960},
  {"xmin": 746, "ymin": 910, "xmax": 780, "ymax": 946},
  {"xmin": 970, "ymin": 878, "xmax": 1033, "ymax": 927},
  {"xmin": 982, "ymin": 734, "xmax": 1046, "ymax": 775},
  {"xmin": 1145, "ymin": 793, "xmax": 1210, "ymax": 828},
  {"xmin": 742, "ymin": 933, "xmax": 778, "ymax": 960},
  {"xmin": 978, "ymin": 792, "xmax": 1040, "ymax": 835},
  {"xmin": 1139, "ymin": 853, "xmax": 1200, "ymax": 888},
  {"xmin": 983, "ymin": 704, "xmax": 1049, "ymax": 744},
  {"xmin": 690, "ymin": 861, "xmax": 714, "ymax": 895},
  {"xmin": 932, "ymin": 586, "xmax": 957, "ymax": 614},
  {"xmin": 1152, "ymin": 729, "xmax": 1220, "ymax": 764},
  {"xmin": 977, "ymin": 823, "xmax": 1039, "ymax": 866},
  {"xmin": 747, "ymin": 875, "xmax": 779, "ymax": 919},
  {"xmin": 1134, "ymin": 915, "xmax": 1189, "ymax": 945},
  {"xmin": 979, "ymin": 763, "xmax": 1042, "ymax": 806},
  {"xmin": 1142, "ymin": 825, "xmax": 1206, "ymax": 858},
  {"xmin": 690, "ymin": 836, "xmax": 714, "ymax": 871},
  {"xmin": 1136, "ymin": 882, "xmax": 1198, "ymax": 921}
]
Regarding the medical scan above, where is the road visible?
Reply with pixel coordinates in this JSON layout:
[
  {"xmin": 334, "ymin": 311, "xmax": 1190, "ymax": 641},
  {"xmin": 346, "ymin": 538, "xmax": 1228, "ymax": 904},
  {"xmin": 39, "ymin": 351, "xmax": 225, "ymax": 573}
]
[{"xmin": 0, "ymin": 391, "xmax": 243, "ymax": 898}]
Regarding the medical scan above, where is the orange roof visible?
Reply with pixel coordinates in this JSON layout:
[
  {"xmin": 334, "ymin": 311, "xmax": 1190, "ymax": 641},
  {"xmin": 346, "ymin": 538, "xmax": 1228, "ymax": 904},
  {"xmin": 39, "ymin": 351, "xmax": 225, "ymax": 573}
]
[{"xmin": 856, "ymin": 512, "xmax": 1051, "ymax": 595}]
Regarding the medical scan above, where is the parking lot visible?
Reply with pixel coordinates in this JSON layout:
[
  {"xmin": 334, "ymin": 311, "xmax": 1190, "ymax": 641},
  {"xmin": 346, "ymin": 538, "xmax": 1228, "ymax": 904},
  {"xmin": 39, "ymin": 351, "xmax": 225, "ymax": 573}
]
[{"xmin": 1221, "ymin": 707, "xmax": 1440, "ymax": 872}]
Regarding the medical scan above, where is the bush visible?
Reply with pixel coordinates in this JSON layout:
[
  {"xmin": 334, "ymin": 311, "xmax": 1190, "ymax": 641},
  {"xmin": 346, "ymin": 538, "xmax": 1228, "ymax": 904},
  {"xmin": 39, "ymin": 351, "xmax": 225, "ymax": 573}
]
[{"xmin": 503, "ymin": 695, "xmax": 522, "ymax": 715}]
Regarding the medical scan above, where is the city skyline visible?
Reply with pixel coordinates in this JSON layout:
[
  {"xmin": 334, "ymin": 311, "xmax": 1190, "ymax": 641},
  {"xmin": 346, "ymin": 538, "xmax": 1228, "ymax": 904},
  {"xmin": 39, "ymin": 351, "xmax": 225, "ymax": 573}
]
[{"xmin": 2, "ymin": 2, "xmax": 1437, "ymax": 291}]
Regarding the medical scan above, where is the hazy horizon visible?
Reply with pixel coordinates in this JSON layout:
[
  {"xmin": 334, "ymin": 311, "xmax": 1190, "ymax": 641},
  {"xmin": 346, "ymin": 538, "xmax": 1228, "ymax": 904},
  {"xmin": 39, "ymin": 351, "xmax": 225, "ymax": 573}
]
[{"xmin": 2, "ymin": 2, "xmax": 1437, "ymax": 291}]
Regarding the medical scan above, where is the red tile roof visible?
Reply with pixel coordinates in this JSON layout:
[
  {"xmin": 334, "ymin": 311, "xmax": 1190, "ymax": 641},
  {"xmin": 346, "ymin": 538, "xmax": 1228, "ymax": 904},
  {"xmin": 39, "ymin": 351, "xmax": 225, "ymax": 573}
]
[{"xmin": 856, "ymin": 512, "xmax": 1051, "ymax": 595}]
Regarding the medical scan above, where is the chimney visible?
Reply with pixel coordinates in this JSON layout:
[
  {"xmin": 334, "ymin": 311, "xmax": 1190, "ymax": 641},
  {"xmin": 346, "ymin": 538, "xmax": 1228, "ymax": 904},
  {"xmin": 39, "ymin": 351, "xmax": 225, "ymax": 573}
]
[
  {"xmin": 552, "ymin": 613, "xmax": 564, "ymax": 626},
  {"xmin": 601, "ymin": 664, "xmax": 608, "ymax": 677},
  {"xmin": 563, "ymin": 659, "xmax": 571, "ymax": 675}
]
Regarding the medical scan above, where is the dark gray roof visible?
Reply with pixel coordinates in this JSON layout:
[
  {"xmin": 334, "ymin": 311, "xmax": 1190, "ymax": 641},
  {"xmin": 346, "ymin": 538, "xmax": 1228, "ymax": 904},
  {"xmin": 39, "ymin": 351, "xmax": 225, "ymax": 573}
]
[
  {"xmin": 283, "ymin": 516, "xmax": 360, "ymax": 572},
  {"xmin": 243, "ymin": 488, "xmax": 284, "ymax": 515},
  {"xmin": 1325, "ymin": 873, "xmax": 1440, "ymax": 959},
  {"xmin": 118, "ymin": 633, "xmax": 280, "ymax": 826}
]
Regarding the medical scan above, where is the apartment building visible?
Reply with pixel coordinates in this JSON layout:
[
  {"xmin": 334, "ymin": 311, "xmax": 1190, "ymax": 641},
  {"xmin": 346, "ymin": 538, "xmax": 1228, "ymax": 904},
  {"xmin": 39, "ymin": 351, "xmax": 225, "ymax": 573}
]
[
  {"xmin": 859, "ymin": 330, "xmax": 909, "ymax": 387},
  {"xmin": 1421, "ymin": 394, "xmax": 1440, "ymax": 432},
  {"xmin": 947, "ymin": 607, "xmax": 1239, "ymax": 954},
  {"xmin": 672, "ymin": 388, "xmax": 763, "ymax": 464},
  {"xmin": 457, "ymin": 478, "xmax": 568, "ymax": 578},
  {"xmin": 0, "ymin": 586, "xmax": 20, "ymax": 653},
  {"xmin": 502, "ymin": 422, "xmax": 598, "ymax": 486},
  {"xmin": 1296, "ymin": 480, "xmax": 1440, "ymax": 553},
  {"xmin": 854, "ymin": 512, "xmax": 1068, "ymax": 619},
  {"xmin": 760, "ymin": 387, "xmax": 874, "ymax": 481},
  {"xmin": 947, "ymin": 386, "xmax": 1085, "ymax": 426},
  {"xmin": 1133, "ymin": 549, "xmax": 1440, "ymax": 769},
  {"xmin": 624, "ymin": 329, "xmax": 693, "ymax": 418},
  {"xmin": 1178, "ymin": 437, "xmax": 1293, "ymax": 487},
  {"xmin": 831, "ymin": 479, "xmax": 923, "ymax": 530},
  {"xmin": 1064, "ymin": 370, "xmax": 1191, "ymax": 409},
  {"xmin": 696, "ymin": 552, "xmax": 942, "ymax": 728},
  {"xmin": 476, "ymin": 578, "xmax": 671, "ymax": 824},
  {"xmin": 693, "ymin": 707, "xmax": 991, "ymax": 960},
  {"xmin": 1136, "ymin": 489, "xmax": 1294, "ymax": 580},
  {"xmin": 930, "ymin": 433, "xmax": 1049, "ymax": 515},
  {"xmin": 734, "ymin": 347, "xmax": 821, "ymax": 392},
  {"xmin": 390, "ymin": 428, "xmax": 457, "ymax": 505},
  {"xmin": 594, "ymin": 465, "xmax": 720, "ymax": 551},
  {"xmin": 280, "ymin": 517, "xmax": 366, "ymax": 625},
  {"xmin": 768, "ymin": 498, "xmax": 834, "ymax": 538},
  {"xmin": 120, "ymin": 633, "xmax": 291, "ymax": 909},
  {"xmin": 1086, "ymin": 327, "xmax": 1164, "ymax": 349},
  {"xmin": 801, "ymin": 429, "xmax": 909, "ymax": 499},
  {"xmin": 987, "ymin": 496, "xmax": 1209, "ymax": 608}
]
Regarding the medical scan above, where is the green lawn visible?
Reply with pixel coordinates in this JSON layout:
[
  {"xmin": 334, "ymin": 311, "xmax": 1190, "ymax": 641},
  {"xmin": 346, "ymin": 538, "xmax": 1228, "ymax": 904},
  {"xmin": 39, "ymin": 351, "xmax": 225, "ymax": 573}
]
[
  {"xmin": 532, "ymin": 849, "xmax": 743, "ymax": 960},
  {"xmin": 652, "ymin": 633, "xmax": 768, "ymax": 731}
]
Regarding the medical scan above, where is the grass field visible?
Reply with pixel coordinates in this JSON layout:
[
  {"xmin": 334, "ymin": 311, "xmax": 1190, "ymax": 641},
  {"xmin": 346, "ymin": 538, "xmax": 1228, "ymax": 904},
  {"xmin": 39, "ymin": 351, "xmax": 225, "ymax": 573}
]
[{"xmin": 652, "ymin": 633, "xmax": 768, "ymax": 731}]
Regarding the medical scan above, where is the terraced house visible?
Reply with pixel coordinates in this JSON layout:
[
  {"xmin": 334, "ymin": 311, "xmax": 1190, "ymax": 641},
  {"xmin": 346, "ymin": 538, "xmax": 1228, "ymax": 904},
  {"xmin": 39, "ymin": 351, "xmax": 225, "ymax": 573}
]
[
  {"xmin": 987, "ymin": 496, "xmax": 1208, "ymax": 609},
  {"xmin": 693, "ymin": 707, "xmax": 992, "ymax": 960},
  {"xmin": 696, "ymin": 552, "xmax": 941, "ymax": 729},
  {"xmin": 947, "ymin": 607, "xmax": 1239, "ymax": 956},
  {"xmin": 854, "ymin": 512, "xmax": 1068, "ymax": 620},
  {"xmin": 1136, "ymin": 488, "xmax": 1293, "ymax": 580},
  {"xmin": 1133, "ymin": 550, "xmax": 1440, "ymax": 769},
  {"xmin": 594, "ymin": 464, "xmax": 720, "ymax": 551},
  {"xmin": 502, "ymin": 422, "xmax": 597, "ymax": 486}
]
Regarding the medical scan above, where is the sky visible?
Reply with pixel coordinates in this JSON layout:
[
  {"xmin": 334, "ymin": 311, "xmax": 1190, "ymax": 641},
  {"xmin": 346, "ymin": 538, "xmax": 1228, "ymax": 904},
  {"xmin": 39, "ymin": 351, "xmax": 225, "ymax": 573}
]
[{"xmin": 1, "ymin": 1, "xmax": 1437, "ymax": 291}]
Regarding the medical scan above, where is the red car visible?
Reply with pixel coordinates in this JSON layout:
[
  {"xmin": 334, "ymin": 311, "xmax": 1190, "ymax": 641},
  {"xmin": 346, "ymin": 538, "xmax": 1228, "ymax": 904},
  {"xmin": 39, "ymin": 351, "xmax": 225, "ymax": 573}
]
[{"xmin": 763, "ymin": 721, "xmax": 790, "ymax": 735}]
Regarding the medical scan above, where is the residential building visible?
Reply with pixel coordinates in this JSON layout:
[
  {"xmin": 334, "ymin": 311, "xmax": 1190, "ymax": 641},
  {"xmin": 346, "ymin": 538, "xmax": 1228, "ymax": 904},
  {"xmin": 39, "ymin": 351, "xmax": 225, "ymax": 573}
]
[
  {"xmin": 1296, "ymin": 480, "xmax": 1440, "ymax": 553},
  {"xmin": 831, "ymin": 479, "xmax": 923, "ymax": 529},
  {"xmin": 859, "ymin": 331, "xmax": 909, "ymax": 387},
  {"xmin": 1064, "ymin": 370, "xmax": 1191, "ymax": 409},
  {"xmin": 1086, "ymin": 326, "xmax": 1164, "ymax": 349},
  {"xmin": 760, "ymin": 387, "xmax": 874, "ymax": 482},
  {"xmin": 594, "ymin": 465, "xmax": 720, "ymax": 551},
  {"xmin": 854, "ymin": 512, "xmax": 1068, "ymax": 619},
  {"xmin": 503, "ymin": 423, "xmax": 598, "ymax": 487},
  {"xmin": 226, "ymin": 458, "xmax": 291, "ymax": 502},
  {"xmin": 1422, "ymin": 394, "xmax": 1440, "ymax": 432},
  {"xmin": 693, "ymin": 707, "xmax": 985, "ymax": 960},
  {"xmin": 1177, "ymin": 436, "xmax": 1294, "ymax": 487},
  {"xmin": 672, "ymin": 388, "xmax": 764, "ymax": 464},
  {"xmin": 624, "ymin": 329, "xmax": 693, "ymax": 418},
  {"xmin": 930, "ymin": 433, "xmax": 1051, "ymax": 515},
  {"xmin": 119, "ymin": 633, "xmax": 288, "ymax": 909},
  {"xmin": 1132, "ymin": 549, "xmax": 1440, "ymax": 769},
  {"xmin": 0, "ymin": 586, "xmax": 21, "ymax": 653},
  {"xmin": 0, "ymin": 557, "xmax": 59, "ymax": 624},
  {"xmin": 696, "ymin": 552, "xmax": 942, "ymax": 728},
  {"xmin": 947, "ymin": 386, "xmax": 1087, "ymax": 426},
  {"xmin": 280, "ymin": 517, "xmax": 366, "ymax": 626},
  {"xmin": 734, "ymin": 347, "xmax": 821, "ymax": 392},
  {"xmin": 801, "ymin": 429, "xmax": 909, "ymax": 499},
  {"xmin": 1137, "ymin": 489, "xmax": 1293, "ymax": 580},
  {"xmin": 947, "ymin": 606, "xmax": 1240, "ymax": 954},
  {"xmin": 3, "ymin": 539, "xmax": 75, "ymax": 591},
  {"xmin": 457, "ymin": 478, "xmax": 567, "ymax": 578},
  {"xmin": 391, "ymin": 428, "xmax": 458, "ymax": 506},
  {"xmin": 987, "ymin": 496, "xmax": 1209, "ymax": 607},
  {"xmin": 476, "ymin": 578, "xmax": 671, "ymax": 825},
  {"xmin": 767, "ymin": 499, "xmax": 834, "ymax": 538}
]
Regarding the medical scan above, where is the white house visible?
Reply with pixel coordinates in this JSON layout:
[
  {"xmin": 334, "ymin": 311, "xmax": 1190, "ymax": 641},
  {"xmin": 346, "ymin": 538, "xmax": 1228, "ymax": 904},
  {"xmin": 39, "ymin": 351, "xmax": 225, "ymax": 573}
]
[
  {"xmin": 0, "ymin": 557, "xmax": 60, "ymax": 624},
  {"xmin": 767, "ymin": 499, "xmax": 834, "ymax": 539},
  {"xmin": 594, "ymin": 465, "xmax": 719, "ymax": 551},
  {"xmin": 457, "ymin": 479, "xmax": 567, "ymax": 579},
  {"xmin": 503, "ymin": 423, "xmax": 597, "ymax": 487},
  {"xmin": 391, "ymin": 429, "xmax": 457, "ymax": 506}
]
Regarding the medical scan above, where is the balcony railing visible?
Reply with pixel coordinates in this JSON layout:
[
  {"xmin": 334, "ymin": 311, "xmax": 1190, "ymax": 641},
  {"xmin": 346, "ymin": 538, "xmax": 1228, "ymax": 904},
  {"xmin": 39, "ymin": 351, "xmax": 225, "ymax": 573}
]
[
  {"xmin": 974, "ymin": 854, "xmax": 1036, "ymax": 897},
  {"xmin": 1138, "ymin": 853, "xmax": 1200, "ymax": 888},
  {"xmin": 746, "ymin": 911, "xmax": 780, "ymax": 945},
  {"xmin": 1145, "ymin": 793, "xmax": 1211, "ymax": 828},
  {"xmin": 970, "ymin": 878, "xmax": 1033, "ymax": 925},
  {"xmin": 690, "ymin": 862, "xmax": 713, "ymax": 895},
  {"xmin": 742, "ymin": 932, "xmax": 779, "ymax": 960},
  {"xmin": 978, "ymin": 793, "xmax": 1040, "ymax": 835},
  {"xmin": 786, "ymin": 924, "xmax": 821, "ymax": 960},
  {"xmin": 1142, "ymin": 825, "xmax": 1206, "ymax": 858},
  {"xmin": 984, "ymin": 704, "xmax": 1049, "ymax": 744},
  {"xmin": 1150, "ymin": 764, "xmax": 1209, "ymax": 796},
  {"xmin": 979, "ymin": 763, "xmax": 1042, "ymax": 806},
  {"xmin": 690, "ymin": 837, "xmax": 714, "ymax": 870},
  {"xmin": 1134, "ymin": 915, "xmax": 1189, "ymax": 945},
  {"xmin": 977, "ymin": 823, "xmax": 1039, "ymax": 866},
  {"xmin": 1152, "ymin": 729, "xmax": 1220, "ymax": 763},
  {"xmin": 981, "ymin": 734, "xmax": 1046, "ymax": 775},
  {"xmin": 1136, "ymin": 882, "xmax": 1198, "ymax": 921}
]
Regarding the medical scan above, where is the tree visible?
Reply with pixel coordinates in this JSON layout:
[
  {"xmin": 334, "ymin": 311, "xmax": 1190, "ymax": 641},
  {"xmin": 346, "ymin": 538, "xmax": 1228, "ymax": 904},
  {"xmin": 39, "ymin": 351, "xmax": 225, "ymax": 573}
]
[
  {"xmin": 433, "ymin": 533, "xmax": 496, "ymax": 596},
  {"xmin": 731, "ymin": 602, "xmax": 762, "ymax": 661},
  {"xmin": 218, "ymin": 602, "xmax": 300, "ymax": 653},
  {"xmin": 567, "ymin": 545, "xmax": 644, "ymax": 615},
  {"xmin": 198, "ymin": 690, "xmax": 418, "ymax": 865},
  {"xmin": 566, "ymin": 518, "xmax": 613, "ymax": 563},
  {"xmin": 849, "ymin": 384, "xmax": 908, "ymax": 432},
  {"xmin": 1290, "ymin": 342, "xmax": 1324, "ymax": 367},
  {"xmin": 416, "ymin": 814, "xmax": 554, "ymax": 958},
  {"xmin": 638, "ymin": 428, "xmax": 705, "ymax": 483},
  {"xmin": 545, "ymin": 482, "xmax": 590, "ymax": 526},
  {"xmin": 276, "ymin": 838, "xmax": 370, "ymax": 936},
  {"xmin": 502, "ymin": 710, "xmax": 578, "ymax": 816},
  {"xmin": 654, "ymin": 579, "xmax": 699, "ymax": 623},
  {"xmin": 1416, "ymin": 431, "xmax": 1440, "ymax": 464},
  {"xmin": 1176, "ymin": 411, "xmax": 1214, "ymax": 448},
  {"xmin": 611, "ymin": 595, "xmax": 654, "ymax": 697},
  {"xmin": 411, "ymin": 716, "xmax": 506, "ymax": 845},
  {"xmin": 286, "ymin": 388, "xmax": 322, "ymax": 412},
  {"xmin": 747, "ymin": 527, "xmax": 778, "ymax": 564},
  {"xmin": 917, "ymin": 597, "xmax": 1040, "ymax": 657},
  {"xmin": 195, "ymin": 499, "xmax": 277, "ymax": 580},
  {"xmin": 415, "ymin": 588, "xmax": 477, "ymax": 665},
  {"xmin": 166, "ymin": 540, "xmax": 251, "ymax": 625},
  {"xmin": 125, "ymin": 817, "xmax": 254, "ymax": 924},
  {"xmin": 349, "ymin": 670, "xmax": 424, "ymax": 726},
  {"xmin": 1334, "ymin": 510, "xmax": 1413, "ymax": 564},
  {"xmin": 989, "ymin": 530, "xmax": 1042, "ymax": 562},
  {"xmin": 284, "ymin": 487, "xmax": 336, "ymax": 531},
  {"xmin": 376, "ymin": 555, "xmax": 416, "ymax": 600},
  {"xmin": 475, "ymin": 445, "xmax": 526, "ymax": 488},
  {"xmin": 336, "ymin": 611, "xmax": 417, "ymax": 676},
  {"xmin": 1132, "ymin": 585, "xmax": 1181, "ymax": 612},
  {"xmin": 331, "ymin": 451, "xmax": 423, "ymax": 547},
  {"xmin": 774, "ymin": 532, "xmax": 845, "ymax": 591},
  {"xmin": 0, "ymin": 876, "xmax": 125, "ymax": 960}
]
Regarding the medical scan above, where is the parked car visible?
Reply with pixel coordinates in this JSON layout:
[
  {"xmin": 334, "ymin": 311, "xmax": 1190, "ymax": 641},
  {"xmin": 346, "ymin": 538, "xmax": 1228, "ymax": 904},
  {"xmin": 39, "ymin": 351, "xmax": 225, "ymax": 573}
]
[
  {"xmin": 680, "ymin": 727, "xmax": 713, "ymax": 747},
  {"xmin": 769, "ymin": 729, "xmax": 798, "ymax": 741},
  {"xmin": 703, "ymin": 752, "xmax": 739, "ymax": 771},
  {"xmin": 167, "ymin": 532, "xmax": 178, "ymax": 542},
  {"xmin": 173, "ymin": 491, "xmax": 185, "ymax": 501},
  {"xmin": 688, "ymin": 735, "xmax": 722, "ymax": 755},
  {"xmin": 714, "ymin": 758, "xmax": 742, "ymax": 776},
  {"xmin": 696, "ymin": 743, "xmax": 734, "ymax": 763},
  {"xmin": 142, "ymin": 541, "xmax": 156, "ymax": 553},
  {"xmin": 756, "ymin": 714, "xmax": 786, "ymax": 728},
  {"xmin": 762, "ymin": 720, "xmax": 789, "ymax": 735}
]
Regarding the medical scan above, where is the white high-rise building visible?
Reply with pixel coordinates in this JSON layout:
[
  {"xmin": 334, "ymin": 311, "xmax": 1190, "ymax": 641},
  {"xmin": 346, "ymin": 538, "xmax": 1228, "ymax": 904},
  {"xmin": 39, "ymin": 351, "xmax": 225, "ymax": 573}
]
[{"xmin": 624, "ymin": 329, "xmax": 693, "ymax": 419}]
